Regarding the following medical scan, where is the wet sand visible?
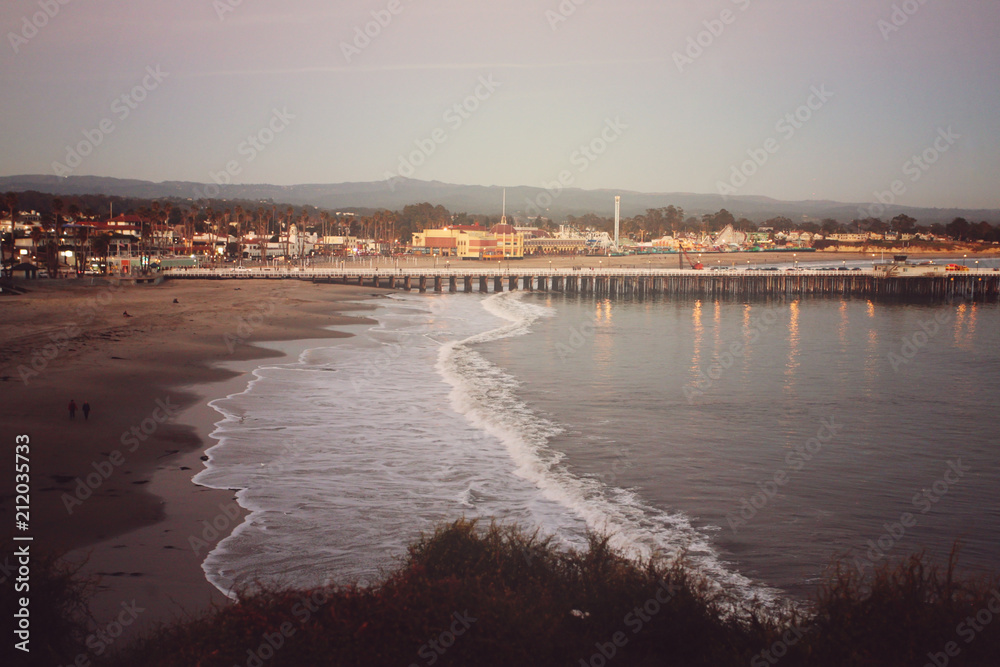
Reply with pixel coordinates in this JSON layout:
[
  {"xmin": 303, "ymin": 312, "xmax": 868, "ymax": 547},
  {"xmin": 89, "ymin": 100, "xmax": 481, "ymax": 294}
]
[{"xmin": 0, "ymin": 278, "xmax": 379, "ymax": 641}]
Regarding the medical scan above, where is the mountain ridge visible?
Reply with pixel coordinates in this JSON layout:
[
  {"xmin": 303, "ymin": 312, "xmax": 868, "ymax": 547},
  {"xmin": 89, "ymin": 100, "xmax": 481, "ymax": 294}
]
[{"xmin": 1, "ymin": 174, "xmax": 996, "ymax": 224}]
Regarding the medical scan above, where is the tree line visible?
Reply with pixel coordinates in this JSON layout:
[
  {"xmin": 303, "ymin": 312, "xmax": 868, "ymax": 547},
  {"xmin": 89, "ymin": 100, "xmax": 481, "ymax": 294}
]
[{"xmin": 4, "ymin": 192, "xmax": 999, "ymax": 277}]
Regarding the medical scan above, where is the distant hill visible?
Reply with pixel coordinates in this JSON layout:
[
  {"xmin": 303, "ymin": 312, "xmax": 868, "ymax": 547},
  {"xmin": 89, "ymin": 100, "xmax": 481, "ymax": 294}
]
[{"xmin": 1, "ymin": 174, "xmax": 996, "ymax": 224}]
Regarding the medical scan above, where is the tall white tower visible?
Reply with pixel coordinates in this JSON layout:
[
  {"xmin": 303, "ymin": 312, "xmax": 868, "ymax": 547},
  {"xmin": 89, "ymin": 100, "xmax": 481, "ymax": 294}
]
[{"xmin": 614, "ymin": 195, "xmax": 621, "ymax": 249}]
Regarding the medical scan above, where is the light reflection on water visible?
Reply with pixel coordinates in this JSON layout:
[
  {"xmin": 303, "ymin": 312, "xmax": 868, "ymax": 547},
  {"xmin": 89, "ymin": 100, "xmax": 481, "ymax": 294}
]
[{"xmin": 496, "ymin": 293, "xmax": 1000, "ymax": 599}]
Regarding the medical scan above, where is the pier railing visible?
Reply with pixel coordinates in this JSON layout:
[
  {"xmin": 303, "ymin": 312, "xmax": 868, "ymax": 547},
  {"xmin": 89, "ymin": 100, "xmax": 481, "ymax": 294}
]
[{"xmin": 162, "ymin": 267, "xmax": 1000, "ymax": 301}]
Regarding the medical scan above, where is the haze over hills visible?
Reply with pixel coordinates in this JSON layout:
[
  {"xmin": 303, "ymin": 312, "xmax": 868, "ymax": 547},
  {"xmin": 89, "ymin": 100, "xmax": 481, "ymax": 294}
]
[{"xmin": 1, "ymin": 174, "xmax": 997, "ymax": 225}]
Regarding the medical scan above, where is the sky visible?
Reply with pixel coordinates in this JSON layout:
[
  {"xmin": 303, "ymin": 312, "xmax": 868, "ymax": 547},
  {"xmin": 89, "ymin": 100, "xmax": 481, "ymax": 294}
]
[{"xmin": 2, "ymin": 0, "xmax": 999, "ymax": 209}]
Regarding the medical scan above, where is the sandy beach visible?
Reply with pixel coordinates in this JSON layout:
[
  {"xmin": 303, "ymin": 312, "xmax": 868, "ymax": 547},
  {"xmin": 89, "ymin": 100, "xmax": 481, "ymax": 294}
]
[{"xmin": 0, "ymin": 278, "xmax": 379, "ymax": 642}]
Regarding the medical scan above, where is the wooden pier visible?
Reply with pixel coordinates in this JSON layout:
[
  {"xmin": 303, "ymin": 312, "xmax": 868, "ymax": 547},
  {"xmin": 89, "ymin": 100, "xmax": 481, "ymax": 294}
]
[{"xmin": 164, "ymin": 267, "xmax": 1000, "ymax": 302}]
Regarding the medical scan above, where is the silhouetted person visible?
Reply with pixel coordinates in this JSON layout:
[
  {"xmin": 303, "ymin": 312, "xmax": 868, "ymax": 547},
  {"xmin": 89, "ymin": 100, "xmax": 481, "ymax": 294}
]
[
  {"xmin": 82, "ymin": 402, "xmax": 90, "ymax": 420},
  {"xmin": 68, "ymin": 399, "xmax": 77, "ymax": 419}
]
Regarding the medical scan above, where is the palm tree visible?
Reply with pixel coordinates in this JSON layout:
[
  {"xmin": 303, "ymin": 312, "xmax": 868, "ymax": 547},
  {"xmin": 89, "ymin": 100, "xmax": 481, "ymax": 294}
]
[
  {"xmin": 30, "ymin": 225, "xmax": 41, "ymax": 265},
  {"xmin": 2, "ymin": 192, "xmax": 17, "ymax": 277},
  {"xmin": 76, "ymin": 224, "xmax": 90, "ymax": 273},
  {"xmin": 206, "ymin": 209, "xmax": 218, "ymax": 264},
  {"xmin": 51, "ymin": 197, "xmax": 64, "ymax": 277},
  {"xmin": 255, "ymin": 207, "xmax": 270, "ymax": 264},
  {"xmin": 150, "ymin": 201, "xmax": 161, "ymax": 257},
  {"xmin": 90, "ymin": 234, "xmax": 110, "ymax": 272},
  {"xmin": 234, "ymin": 205, "xmax": 245, "ymax": 265},
  {"xmin": 283, "ymin": 206, "xmax": 293, "ymax": 260}
]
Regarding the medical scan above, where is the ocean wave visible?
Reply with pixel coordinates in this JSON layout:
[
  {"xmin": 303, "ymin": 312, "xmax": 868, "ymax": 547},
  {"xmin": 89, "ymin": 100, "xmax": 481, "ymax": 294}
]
[{"xmin": 437, "ymin": 291, "xmax": 779, "ymax": 610}]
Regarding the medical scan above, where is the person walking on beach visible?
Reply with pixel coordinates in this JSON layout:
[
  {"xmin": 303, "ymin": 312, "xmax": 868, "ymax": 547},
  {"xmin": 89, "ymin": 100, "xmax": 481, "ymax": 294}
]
[
  {"xmin": 68, "ymin": 399, "xmax": 77, "ymax": 419},
  {"xmin": 82, "ymin": 402, "xmax": 90, "ymax": 420}
]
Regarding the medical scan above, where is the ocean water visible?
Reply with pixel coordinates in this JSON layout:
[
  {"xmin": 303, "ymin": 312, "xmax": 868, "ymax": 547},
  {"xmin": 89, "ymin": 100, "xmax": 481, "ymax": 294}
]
[{"xmin": 194, "ymin": 286, "xmax": 1000, "ymax": 606}]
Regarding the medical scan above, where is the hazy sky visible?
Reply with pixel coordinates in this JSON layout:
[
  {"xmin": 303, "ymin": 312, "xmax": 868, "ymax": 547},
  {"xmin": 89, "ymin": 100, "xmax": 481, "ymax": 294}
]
[{"xmin": 2, "ymin": 0, "xmax": 998, "ymax": 208}]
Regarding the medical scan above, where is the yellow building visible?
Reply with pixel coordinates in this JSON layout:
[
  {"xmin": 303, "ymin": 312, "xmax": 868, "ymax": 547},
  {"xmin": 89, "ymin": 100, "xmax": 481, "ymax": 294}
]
[
  {"xmin": 412, "ymin": 224, "xmax": 524, "ymax": 259},
  {"xmin": 490, "ymin": 223, "xmax": 524, "ymax": 259}
]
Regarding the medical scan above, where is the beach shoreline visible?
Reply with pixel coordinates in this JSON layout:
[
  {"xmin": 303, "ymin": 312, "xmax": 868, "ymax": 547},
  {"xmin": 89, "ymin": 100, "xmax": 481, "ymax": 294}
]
[
  {"xmin": 0, "ymin": 278, "xmax": 381, "ymax": 642},
  {"xmin": 2, "ymin": 249, "xmax": 996, "ymax": 648}
]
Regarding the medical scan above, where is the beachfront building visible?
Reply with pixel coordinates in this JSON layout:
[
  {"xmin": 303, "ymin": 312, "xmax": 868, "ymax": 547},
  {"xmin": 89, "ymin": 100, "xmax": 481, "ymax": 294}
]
[
  {"xmin": 412, "ymin": 226, "xmax": 472, "ymax": 257},
  {"xmin": 412, "ymin": 224, "xmax": 524, "ymax": 259},
  {"xmin": 826, "ymin": 233, "xmax": 868, "ymax": 243},
  {"xmin": 489, "ymin": 223, "xmax": 525, "ymax": 258},
  {"xmin": 524, "ymin": 237, "xmax": 590, "ymax": 254}
]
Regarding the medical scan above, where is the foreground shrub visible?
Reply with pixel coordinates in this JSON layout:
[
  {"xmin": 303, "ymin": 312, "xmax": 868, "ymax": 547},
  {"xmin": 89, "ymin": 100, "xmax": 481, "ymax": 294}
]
[
  {"xmin": 26, "ymin": 521, "xmax": 1000, "ymax": 666},
  {"xmin": 2, "ymin": 552, "xmax": 96, "ymax": 666}
]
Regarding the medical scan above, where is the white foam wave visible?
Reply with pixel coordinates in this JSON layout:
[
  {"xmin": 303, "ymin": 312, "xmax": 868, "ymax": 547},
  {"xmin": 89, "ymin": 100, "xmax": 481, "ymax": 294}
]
[{"xmin": 437, "ymin": 291, "xmax": 778, "ymax": 609}]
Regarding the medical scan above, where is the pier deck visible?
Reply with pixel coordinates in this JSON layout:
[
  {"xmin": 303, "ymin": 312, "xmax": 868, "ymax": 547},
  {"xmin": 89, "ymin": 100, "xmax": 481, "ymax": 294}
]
[{"xmin": 163, "ymin": 267, "xmax": 1000, "ymax": 301}]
